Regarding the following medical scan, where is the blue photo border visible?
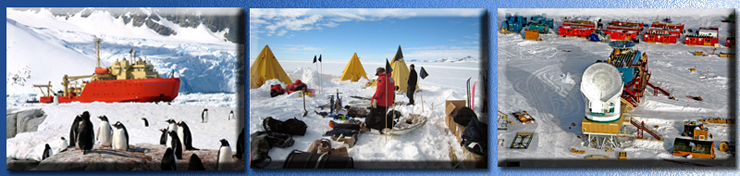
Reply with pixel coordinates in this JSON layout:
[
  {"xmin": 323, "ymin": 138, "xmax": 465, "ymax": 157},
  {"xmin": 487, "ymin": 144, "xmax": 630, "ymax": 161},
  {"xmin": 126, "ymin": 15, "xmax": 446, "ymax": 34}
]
[{"xmin": 3, "ymin": 0, "xmax": 740, "ymax": 176}]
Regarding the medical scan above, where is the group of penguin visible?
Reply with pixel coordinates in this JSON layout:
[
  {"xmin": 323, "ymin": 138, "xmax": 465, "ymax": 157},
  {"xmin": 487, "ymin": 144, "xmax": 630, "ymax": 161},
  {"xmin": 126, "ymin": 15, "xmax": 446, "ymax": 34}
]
[{"xmin": 42, "ymin": 109, "xmax": 243, "ymax": 170}]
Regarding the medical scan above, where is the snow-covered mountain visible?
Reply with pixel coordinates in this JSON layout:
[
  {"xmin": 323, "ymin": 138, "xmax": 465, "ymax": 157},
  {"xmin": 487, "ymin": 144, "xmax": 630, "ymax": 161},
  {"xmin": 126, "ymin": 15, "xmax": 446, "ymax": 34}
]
[
  {"xmin": 6, "ymin": 8, "xmax": 241, "ymax": 95},
  {"xmin": 406, "ymin": 56, "xmax": 478, "ymax": 63},
  {"xmin": 11, "ymin": 8, "xmax": 242, "ymax": 43}
]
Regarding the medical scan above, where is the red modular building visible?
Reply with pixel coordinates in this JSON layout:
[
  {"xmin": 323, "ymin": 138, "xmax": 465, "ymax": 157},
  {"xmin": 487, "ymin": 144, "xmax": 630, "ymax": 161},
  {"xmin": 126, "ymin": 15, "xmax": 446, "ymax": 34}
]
[
  {"xmin": 562, "ymin": 20, "xmax": 596, "ymax": 29},
  {"xmin": 558, "ymin": 26, "xmax": 593, "ymax": 37},
  {"xmin": 685, "ymin": 27, "xmax": 719, "ymax": 46},
  {"xmin": 605, "ymin": 30, "xmax": 639, "ymax": 41},
  {"xmin": 558, "ymin": 20, "xmax": 596, "ymax": 37},
  {"xmin": 605, "ymin": 20, "xmax": 644, "ymax": 41},
  {"xmin": 643, "ymin": 27, "xmax": 680, "ymax": 44},
  {"xmin": 650, "ymin": 22, "xmax": 685, "ymax": 33},
  {"xmin": 726, "ymin": 37, "xmax": 735, "ymax": 47}
]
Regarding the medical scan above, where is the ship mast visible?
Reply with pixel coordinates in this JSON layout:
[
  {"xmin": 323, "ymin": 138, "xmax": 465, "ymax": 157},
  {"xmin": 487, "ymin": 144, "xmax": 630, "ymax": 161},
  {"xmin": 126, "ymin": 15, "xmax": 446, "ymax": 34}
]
[{"xmin": 94, "ymin": 38, "xmax": 103, "ymax": 68}]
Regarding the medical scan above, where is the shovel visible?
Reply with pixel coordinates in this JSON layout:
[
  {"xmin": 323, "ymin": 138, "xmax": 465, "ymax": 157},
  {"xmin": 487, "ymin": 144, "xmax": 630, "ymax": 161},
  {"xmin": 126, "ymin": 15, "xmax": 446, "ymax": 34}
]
[{"xmin": 302, "ymin": 91, "xmax": 308, "ymax": 117}]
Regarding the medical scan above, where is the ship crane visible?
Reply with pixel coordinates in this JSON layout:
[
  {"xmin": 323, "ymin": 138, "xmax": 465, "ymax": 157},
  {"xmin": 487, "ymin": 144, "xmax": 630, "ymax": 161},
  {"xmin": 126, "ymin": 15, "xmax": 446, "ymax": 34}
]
[{"xmin": 62, "ymin": 74, "xmax": 93, "ymax": 96}]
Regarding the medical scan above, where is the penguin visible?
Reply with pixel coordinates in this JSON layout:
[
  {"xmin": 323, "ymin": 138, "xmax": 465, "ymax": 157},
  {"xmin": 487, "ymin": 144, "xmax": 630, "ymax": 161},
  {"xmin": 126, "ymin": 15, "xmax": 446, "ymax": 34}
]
[
  {"xmin": 177, "ymin": 121, "xmax": 199, "ymax": 150},
  {"xmin": 76, "ymin": 111, "xmax": 94, "ymax": 154},
  {"xmin": 159, "ymin": 128, "xmax": 168, "ymax": 145},
  {"xmin": 166, "ymin": 119, "xmax": 178, "ymax": 134},
  {"xmin": 188, "ymin": 153, "xmax": 206, "ymax": 170},
  {"xmin": 68, "ymin": 115, "xmax": 82, "ymax": 148},
  {"xmin": 60, "ymin": 137, "xmax": 68, "ymax": 151},
  {"xmin": 167, "ymin": 131, "xmax": 183, "ymax": 159},
  {"xmin": 96, "ymin": 115, "xmax": 113, "ymax": 148},
  {"xmin": 165, "ymin": 119, "xmax": 178, "ymax": 146},
  {"xmin": 141, "ymin": 118, "xmax": 149, "ymax": 127},
  {"xmin": 201, "ymin": 109, "xmax": 209, "ymax": 123},
  {"xmin": 42, "ymin": 144, "xmax": 52, "ymax": 160},
  {"xmin": 228, "ymin": 110, "xmax": 234, "ymax": 120},
  {"xmin": 233, "ymin": 128, "xmax": 244, "ymax": 160},
  {"xmin": 111, "ymin": 121, "xmax": 129, "ymax": 151},
  {"xmin": 176, "ymin": 122, "xmax": 186, "ymax": 150},
  {"xmin": 217, "ymin": 139, "xmax": 233, "ymax": 170},
  {"xmin": 161, "ymin": 147, "xmax": 177, "ymax": 170}
]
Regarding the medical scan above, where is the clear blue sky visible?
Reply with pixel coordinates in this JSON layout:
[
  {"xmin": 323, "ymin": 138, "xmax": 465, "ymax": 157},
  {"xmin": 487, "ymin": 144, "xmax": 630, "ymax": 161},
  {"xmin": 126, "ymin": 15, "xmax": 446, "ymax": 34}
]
[{"xmin": 250, "ymin": 9, "xmax": 485, "ymax": 61}]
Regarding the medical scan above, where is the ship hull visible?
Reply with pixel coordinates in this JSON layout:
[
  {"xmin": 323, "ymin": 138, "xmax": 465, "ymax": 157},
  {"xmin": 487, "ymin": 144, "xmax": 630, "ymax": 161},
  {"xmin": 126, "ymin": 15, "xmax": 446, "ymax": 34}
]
[{"xmin": 40, "ymin": 78, "xmax": 180, "ymax": 103}]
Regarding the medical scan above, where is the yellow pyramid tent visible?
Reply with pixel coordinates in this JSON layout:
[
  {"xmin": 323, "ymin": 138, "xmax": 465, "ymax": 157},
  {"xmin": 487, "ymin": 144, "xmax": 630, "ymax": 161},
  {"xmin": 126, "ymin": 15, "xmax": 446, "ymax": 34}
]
[
  {"xmin": 389, "ymin": 45, "xmax": 418, "ymax": 91},
  {"xmin": 250, "ymin": 45, "xmax": 292, "ymax": 89},
  {"xmin": 339, "ymin": 53, "xmax": 369, "ymax": 82}
]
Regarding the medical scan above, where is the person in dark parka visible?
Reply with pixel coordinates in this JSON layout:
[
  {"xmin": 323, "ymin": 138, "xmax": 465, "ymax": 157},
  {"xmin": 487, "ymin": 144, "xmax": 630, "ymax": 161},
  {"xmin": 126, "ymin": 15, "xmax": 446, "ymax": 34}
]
[{"xmin": 406, "ymin": 64, "xmax": 418, "ymax": 105}]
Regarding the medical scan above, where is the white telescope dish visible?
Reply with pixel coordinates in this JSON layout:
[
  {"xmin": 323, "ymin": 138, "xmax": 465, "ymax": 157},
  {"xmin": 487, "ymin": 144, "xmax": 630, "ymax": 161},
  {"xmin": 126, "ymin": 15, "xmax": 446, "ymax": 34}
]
[{"xmin": 580, "ymin": 63, "xmax": 623, "ymax": 122}]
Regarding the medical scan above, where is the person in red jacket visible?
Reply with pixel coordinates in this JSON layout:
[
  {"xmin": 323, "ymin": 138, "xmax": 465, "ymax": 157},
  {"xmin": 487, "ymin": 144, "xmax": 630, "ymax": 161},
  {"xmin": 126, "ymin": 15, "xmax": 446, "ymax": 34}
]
[{"xmin": 366, "ymin": 67, "xmax": 395, "ymax": 132}]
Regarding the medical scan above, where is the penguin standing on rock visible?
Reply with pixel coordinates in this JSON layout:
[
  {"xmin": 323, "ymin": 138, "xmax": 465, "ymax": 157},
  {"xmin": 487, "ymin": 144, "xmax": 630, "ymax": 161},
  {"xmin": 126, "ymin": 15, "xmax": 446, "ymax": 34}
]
[
  {"xmin": 97, "ymin": 115, "xmax": 113, "ymax": 148},
  {"xmin": 217, "ymin": 139, "xmax": 233, "ymax": 170},
  {"xmin": 42, "ymin": 144, "xmax": 52, "ymax": 160},
  {"xmin": 167, "ymin": 131, "xmax": 183, "ymax": 159},
  {"xmin": 228, "ymin": 110, "xmax": 234, "ymax": 120},
  {"xmin": 161, "ymin": 147, "xmax": 177, "ymax": 170},
  {"xmin": 177, "ymin": 121, "xmax": 198, "ymax": 150},
  {"xmin": 76, "ymin": 111, "xmax": 94, "ymax": 154},
  {"xmin": 111, "ymin": 121, "xmax": 129, "ymax": 151},
  {"xmin": 141, "ymin": 118, "xmax": 149, "ymax": 127},
  {"xmin": 60, "ymin": 137, "xmax": 68, "ymax": 151},
  {"xmin": 159, "ymin": 128, "xmax": 168, "ymax": 145},
  {"xmin": 68, "ymin": 115, "xmax": 82, "ymax": 148},
  {"xmin": 188, "ymin": 153, "xmax": 206, "ymax": 170},
  {"xmin": 201, "ymin": 109, "xmax": 209, "ymax": 123}
]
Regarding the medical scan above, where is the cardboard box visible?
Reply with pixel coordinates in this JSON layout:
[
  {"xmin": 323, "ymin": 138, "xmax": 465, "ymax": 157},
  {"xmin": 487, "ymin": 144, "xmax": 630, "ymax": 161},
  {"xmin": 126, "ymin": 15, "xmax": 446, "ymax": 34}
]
[
  {"xmin": 306, "ymin": 140, "xmax": 321, "ymax": 153},
  {"xmin": 332, "ymin": 134, "xmax": 358, "ymax": 148},
  {"xmin": 445, "ymin": 100, "xmax": 467, "ymax": 142},
  {"xmin": 456, "ymin": 123, "xmax": 467, "ymax": 143},
  {"xmin": 461, "ymin": 149, "xmax": 486, "ymax": 168},
  {"xmin": 329, "ymin": 146, "xmax": 349, "ymax": 157}
]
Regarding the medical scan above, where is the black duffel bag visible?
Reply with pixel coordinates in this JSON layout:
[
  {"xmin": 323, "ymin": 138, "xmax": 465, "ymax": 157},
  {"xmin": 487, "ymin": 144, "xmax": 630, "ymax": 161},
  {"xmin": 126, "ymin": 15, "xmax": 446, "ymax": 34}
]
[{"xmin": 283, "ymin": 150, "xmax": 353, "ymax": 168}]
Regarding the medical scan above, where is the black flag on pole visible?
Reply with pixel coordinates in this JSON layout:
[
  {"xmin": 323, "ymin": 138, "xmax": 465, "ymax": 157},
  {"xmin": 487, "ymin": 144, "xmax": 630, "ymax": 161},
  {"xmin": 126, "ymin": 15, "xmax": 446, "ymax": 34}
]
[
  {"xmin": 312, "ymin": 55, "xmax": 317, "ymax": 63},
  {"xmin": 318, "ymin": 55, "xmax": 322, "ymax": 62},
  {"xmin": 420, "ymin": 67, "xmax": 429, "ymax": 79},
  {"xmin": 393, "ymin": 45, "xmax": 403, "ymax": 62},
  {"xmin": 385, "ymin": 59, "xmax": 393, "ymax": 75}
]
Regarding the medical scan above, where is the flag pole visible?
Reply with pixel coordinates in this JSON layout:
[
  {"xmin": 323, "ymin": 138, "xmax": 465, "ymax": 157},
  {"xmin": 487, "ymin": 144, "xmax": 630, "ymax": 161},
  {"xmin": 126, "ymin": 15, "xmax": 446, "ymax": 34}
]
[
  {"xmin": 385, "ymin": 59, "xmax": 389, "ymax": 142},
  {"xmin": 313, "ymin": 55, "xmax": 318, "ymax": 94},
  {"xmin": 320, "ymin": 55, "xmax": 323, "ymax": 94}
]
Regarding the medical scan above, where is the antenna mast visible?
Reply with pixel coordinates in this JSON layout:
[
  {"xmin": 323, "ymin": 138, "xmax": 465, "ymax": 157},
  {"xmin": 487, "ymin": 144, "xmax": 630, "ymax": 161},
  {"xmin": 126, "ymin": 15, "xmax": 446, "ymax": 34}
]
[{"xmin": 94, "ymin": 38, "xmax": 103, "ymax": 68}]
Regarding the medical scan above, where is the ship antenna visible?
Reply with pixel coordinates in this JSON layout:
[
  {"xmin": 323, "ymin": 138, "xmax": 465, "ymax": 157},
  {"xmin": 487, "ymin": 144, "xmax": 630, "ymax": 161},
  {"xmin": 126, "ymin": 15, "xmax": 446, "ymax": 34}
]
[{"xmin": 94, "ymin": 38, "xmax": 103, "ymax": 68}]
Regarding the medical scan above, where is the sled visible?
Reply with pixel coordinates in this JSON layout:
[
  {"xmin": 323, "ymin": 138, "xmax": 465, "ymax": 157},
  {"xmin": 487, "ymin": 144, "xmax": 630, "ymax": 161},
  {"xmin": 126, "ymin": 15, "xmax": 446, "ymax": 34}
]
[
  {"xmin": 377, "ymin": 114, "xmax": 428, "ymax": 135},
  {"xmin": 346, "ymin": 100, "xmax": 371, "ymax": 107},
  {"xmin": 687, "ymin": 95, "xmax": 703, "ymax": 101},
  {"xmin": 584, "ymin": 154, "xmax": 609, "ymax": 160},
  {"xmin": 512, "ymin": 111, "xmax": 536, "ymax": 124},
  {"xmin": 498, "ymin": 111, "xmax": 509, "ymax": 130},
  {"xmin": 348, "ymin": 96, "xmax": 407, "ymax": 106},
  {"xmin": 570, "ymin": 148, "xmax": 585, "ymax": 154},
  {"xmin": 509, "ymin": 132, "xmax": 534, "ymax": 149}
]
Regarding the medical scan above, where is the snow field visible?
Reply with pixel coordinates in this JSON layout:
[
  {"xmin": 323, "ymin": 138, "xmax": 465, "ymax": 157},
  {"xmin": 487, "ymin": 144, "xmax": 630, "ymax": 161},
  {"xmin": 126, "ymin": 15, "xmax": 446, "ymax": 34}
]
[
  {"xmin": 498, "ymin": 9, "xmax": 733, "ymax": 166},
  {"xmin": 250, "ymin": 58, "xmax": 484, "ymax": 168}
]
